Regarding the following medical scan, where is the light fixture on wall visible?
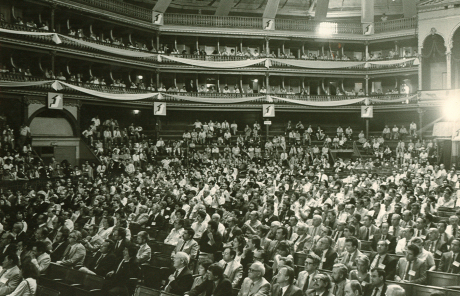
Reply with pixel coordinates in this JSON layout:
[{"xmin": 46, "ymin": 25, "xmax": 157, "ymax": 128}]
[{"xmin": 133, "ymin": 110, "xmax": 140, "ymax": 115}]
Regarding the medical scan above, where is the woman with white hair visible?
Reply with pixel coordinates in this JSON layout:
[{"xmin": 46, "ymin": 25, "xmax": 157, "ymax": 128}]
[{"xmin": 385, "ymin": 284, "xmax": 406, "ymax": 296}]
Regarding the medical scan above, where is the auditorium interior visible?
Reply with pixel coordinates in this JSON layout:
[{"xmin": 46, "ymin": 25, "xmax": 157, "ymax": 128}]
[{"xmin": 2, "ymin": 0, "xmax": 460, "ymax": 295}]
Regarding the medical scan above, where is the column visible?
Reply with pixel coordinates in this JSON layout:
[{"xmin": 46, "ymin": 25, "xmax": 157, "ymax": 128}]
[
  {"xmin": 447, "ymin": 50, "xmax": 452, "ymax": 89},
  {"xmin": 217, "ymin": 74, "xmax": 220, "ymax": 92},
  {"xmin": 174, "ymin": 36, "xmax": 177, "ymax": 51},
  {"xmin": 418, "ymin": 46, "xmax": 423, "ymax": 90},
  {"xmin": 365, "ymin": 42, "xmax": 369, "ymax": 61},
  {"xmin": 301, "ymin": 43, "xmax": 305, "ymax": 57},
  {"xmin": 418, "ymin": 108, "xmax": 424, "ymax": 139},
  {"xmin": 196, "ymin": 37, "xmax": 199, "ymax": 52},
  {"xmin": 240, "ymin": 75, "xmax": 243, "ymax": 93},
  {"xmin": 282, "ymin": 42, "xmax": 285, "ymax": 55},
  {"xmin": 240, "ymin": 39, "xmax": 243, "ymax": 53},
  {"xmin": 156, "ymin": 70, "xmax": 160, "ymax": 88},
  {"xmin": 265, "ymin": 37, "xmax": 270, "ymax": 55},
  {"xmin": 395, "ymin": 41, "xmax": 399, "ymax": 55},
  {"xmin": 365, "ymin": 75, "xmax": 369, "ymax": 95},
  {"xmin": 50, "ymin": 4, "xmax": 56, "ymax": 31},
  {"xmin": 266, "ymin": 73, "xmax": 270, "ymax": 94},
  {"xmin": 174, "ymin": 73, "xmax": 177, "ymax": 88},
  {"xmin": 51, "ymin": 51, "xmax": 56, "ymax": 73},
  {"xmin": 156, "ymin": 32, "xmax": 160, "ymax": 50},
  {"xmin": 217, "ymin": 38, "xmax": 220, "ymax": 52}
]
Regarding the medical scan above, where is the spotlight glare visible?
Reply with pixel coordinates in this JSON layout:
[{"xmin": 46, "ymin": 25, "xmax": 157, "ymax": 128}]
[
  {"xmin": 443, "ymin": 97, "xmax": 460, "ymax": 121},
  {"xmin": 317, "ymin": 22, "xmax": 337, "ymax": 36},
  {"xmin": 133, "ymin": 110, "xmax": 140, "ymax": 114}
]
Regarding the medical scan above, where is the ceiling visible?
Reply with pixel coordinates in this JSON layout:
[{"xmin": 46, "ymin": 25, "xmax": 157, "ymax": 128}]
[{"xmin": 129, "ymin": 0, "xmax": 413, "ymax": 19}]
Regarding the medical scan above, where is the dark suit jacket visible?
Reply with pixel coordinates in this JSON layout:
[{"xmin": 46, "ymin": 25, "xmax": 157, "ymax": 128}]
[
  {"xmin": 424, "ymin": 239, "xmax": 449, "ymax": 259},
  {"xmin": 262, "ymin": 215, "xmax": 279, "ymax": 226},
  {"xmin": 359, "ymin": 225, "xmax": 379, "ymax": 241},
  {"xmin": 88, "ymin": 251, "xmax": 118, "ymax": 276},
  {"xmin": 169, "ymin": 267, "xmax": 194, "ymax": 295},
  {"xmin": 147, "ymin": 213, "xmax": 165, "ymax": 230},
  {"xmin": 199, "ymin": 230, "xmax": 223, "ymax": 255},
  {"xmin": 271, "ymin": 284, "xmax": 303, "ymax": 296},
  {"xmin": 113, "ymin": 239, "xmax": 129, "ymax": 261},
  {"xmin": 51, "ymin": 240, "xmax": 69, "ymax": 262},
  {"xmin": 189, "ymin": 277, "xmax": 233, "ymax": 296},
  {"xmin": 368, "ymin": 253, "xmax": 397, "ymax": 281},
  {"xmin": 363, "ymin": 284, "xmax": 387, "ymax": 296},
  {"xmin": 186, "ymin": 82, "xmax": 198, "ymax": 93},
  {"xmin": 438, "ymin": 251, "xmax": 460, "ymax": 273},
  {"xmin": 106, "ymin": 258, "xmax": 140, "ymax": 288},
  {"xmin": 316, "ymin": 248, "xmax": 338, "ymax": 271},
  {"xmin": 223, "ymin": 226, "xmax": 242, "ymax": 244},
  {"xmin": 370, "ymin": 234, "xmax": 397, "ymax": 254}
]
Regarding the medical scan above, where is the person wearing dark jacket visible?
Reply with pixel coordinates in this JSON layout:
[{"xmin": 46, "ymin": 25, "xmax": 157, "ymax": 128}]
[
  {"xmin": 199, "ymin": 221, "xmax": 223, "ymax": 260},
  {"xmin": 104, "ymin": 243, "xmax": 140, "ymax": 296},
  {"xmin": 186, "ymin": 263, "xmax": 233, "ymax": 296},
  {"xmin": 80, "ymin": 239, "xmax": 118, "ymax": 277},
  {"xmin": 112, "ymin": 228, "xmax": 129, "ymax": 263},
  {"xmin": 50, "ymin": 230, "xmax": 69, "ymax": 262},
  {"xmin": 165, "ymin": 251, "xmax": 194, "ymax": 295}
]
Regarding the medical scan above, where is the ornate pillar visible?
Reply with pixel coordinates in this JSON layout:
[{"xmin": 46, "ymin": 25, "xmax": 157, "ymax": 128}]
[
  {"xmin": 265, "ymin": 37, "xmax": 270, "ymax": 55},
  {"xmin": 156, "ymin": 32, "xmax": 160, "ymax": 50},
  {"xmin": 365, "ymin": 42, "xmax": 369, "ymax": 61},
  {"xmin": 418, "ymin": 107, "xmax": 425, "ymax": 139},
  {"xmin": 418, "ymin": 46, "xmax": 423, "ymax": 90},
  {"xmin": 50, "ymin": 4, "xmax": 56, "ymax": 31},
  {"xmin": 266, "ymin": 73, "xmax": 270, "ymax": 94},
  {"xmin": 50, "ymin": 51, "xmax": 56, "ymax": 73},
  {"xmin": 156, "ymin": 69, "xmax": 160, "ymax": 88},
  {"xmin": 365, "ymin": 75, "xmax": 369, "ymax": 95},
  {"xmin": 447, "ymin": 50, "xmax": 452, "ymax": 89}
]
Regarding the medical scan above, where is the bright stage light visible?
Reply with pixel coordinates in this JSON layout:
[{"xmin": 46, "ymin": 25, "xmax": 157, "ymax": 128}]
[
  {"xmin": 253, "ymin": 79, "xmax": 258, "ymax": 82},
  {"xmin": 317, "ymin": 22, "xmax": 337, "ymax": 36},
  {"xmin": 133, "ymin": 110, "xmax": 140, "ymax": 114},
  {"xmin": 443, "ymin": 97, "xmax": 460, "ymax": 121},
  {"xmin": 138, "ymin": 75, "xmax": 143, "ymax": 80}
]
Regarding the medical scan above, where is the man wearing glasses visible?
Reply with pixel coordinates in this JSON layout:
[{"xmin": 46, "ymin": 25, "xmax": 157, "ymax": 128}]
[
  {"xmin": 296, "ymin": 254, "xmax": 321, "ymax": 294},
  {"xmin": 238, "ymin": 262, "xmax": 270, "ymax": 296},
  {"xmin": 252, "ymin": 250, "xmax": 273, "ymax": 282},
  {"xmin": 308, "ymin": 273, "xmax": 334, "ymax": 296}
]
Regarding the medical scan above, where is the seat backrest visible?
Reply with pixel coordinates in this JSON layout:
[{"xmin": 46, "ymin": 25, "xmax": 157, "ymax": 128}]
[
  {"xmin": 82, "ymin": 274, "xmax": 106, "ymax": 290},
  {"xmin": 65, "ymin": 268, "xmax": 86, "ymax": 285},
  {"xmin": 46, "ymin": 263, "xmax": 70, "ymax": 280},
  {"xmin": 37, "ymin": 285, "xmax": 60, "ymax": 296},
  {"xmin": 427, "ymin": 271, "xmax": 460, "ymax": 287},
  {"xmin": 134, "ymin": 285, "xmax": 162, "ymax": 296},
  {"xmin": 413, "ymin": 284, "xmax": 447, "ymax": 296},
  {"xmin": 294, "ymin": 253, "xmax": 307, "ymax": 266}
]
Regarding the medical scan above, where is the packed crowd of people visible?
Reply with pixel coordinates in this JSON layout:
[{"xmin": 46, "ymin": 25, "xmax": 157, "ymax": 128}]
[{"xmin": 1, "ymin": 112, "xmax": 455, "ymax": 296}]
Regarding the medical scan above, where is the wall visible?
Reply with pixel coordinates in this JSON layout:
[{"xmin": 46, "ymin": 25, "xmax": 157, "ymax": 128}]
[{"xmin": 30, "ymin": 117, "xmax": 74, "ymax": 136}]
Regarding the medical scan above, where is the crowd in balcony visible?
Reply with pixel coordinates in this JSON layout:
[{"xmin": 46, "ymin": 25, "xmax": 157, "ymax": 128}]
[{"xmin": 1, "ymin": 110, "xmax": 459, "ymax": 296}]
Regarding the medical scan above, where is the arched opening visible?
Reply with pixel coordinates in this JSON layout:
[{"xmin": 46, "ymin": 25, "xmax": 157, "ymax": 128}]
[
  {"xmin": 28, "ymin": 108, "xmax": 78, "ymax": 137},
  {"xmin": 421, "ymin": 34, "xmax": 447, "ymax": 90},
  {"xmin": 451, "ymin": 27, "xmax": 460, "ymax": 89}
]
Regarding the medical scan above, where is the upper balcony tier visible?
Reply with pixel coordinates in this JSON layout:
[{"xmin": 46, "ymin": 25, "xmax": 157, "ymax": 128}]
[
  {"xmin": 40, "ymin": 0, "xmax": 417, "ymax": 39},
  {"xmin": 0, "ymin": 22, "xmax": 419, "ymax": 75}
]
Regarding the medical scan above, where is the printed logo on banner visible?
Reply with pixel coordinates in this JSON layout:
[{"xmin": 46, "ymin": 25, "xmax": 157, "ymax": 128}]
[
  {"xmin": 154, "ymin": 102, "xmax": 166, "ymax": 116},
  {"xmin": 363, "ymin": 23, "xmax": 374, "ymax": 35},
  {"xmin": 263, "ymin": 18, "xmax": 275, "ymax": 30},
  {"xmin": 48, "ymin": 93, "xmax": 63, "ymax": 110},
  {"xmin": 361, "ymin": 106, "xmax": 373, "ymax": 118},
  {"xmin": 263, "ymin": 104, "xmax": 275, "ymax": 117},
  {"xmin": 152, "ymin": 12, "xmax": 164, "ymax": 25}
]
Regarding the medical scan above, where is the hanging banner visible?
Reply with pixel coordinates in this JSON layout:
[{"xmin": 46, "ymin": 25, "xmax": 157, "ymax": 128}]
[
  {"xmin": 361, "ymin": 106, "xmax": 373, "ymax": 118},
  {"xmin": 48, "ymin": 93, "xmax": 64, "ymax": 109},
  {"xmin": 263, "ymin": 18, "xmax": 275, "ymax": 30},
  {"xmin": 152, "ymin": 11, "xmax": 164, "ymax": 25},
  {"xmin": 263, "ymin": 104, "xmax": 275, "ymax": 117},
  {"xmin": 154, "ymin": 102, "xmax": 166, "ymax": 116}
]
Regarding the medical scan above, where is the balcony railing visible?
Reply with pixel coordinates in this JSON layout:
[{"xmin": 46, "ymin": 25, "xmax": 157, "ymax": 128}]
[
  {"xmin": 164, "ymin": 14, "xmax": 261, "ymax": 29},
  {"xmin": 374, "ymin": 17, "xmax": 417, "ymax": 33},
  {"xmin": 276, "ymin": 19, "xmax": 363, "ymax": 34}
]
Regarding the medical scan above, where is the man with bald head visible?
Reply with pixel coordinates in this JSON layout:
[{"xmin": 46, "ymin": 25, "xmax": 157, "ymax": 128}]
[
  {"xmin": 238, "ymin": 262, "xmax": 270, "ymax": 296},
  {"xmin": 424, "ymin": 228, "xmax": 448, "ymax": 259},
  {"xmin": 389, "ymin": 214, "xmax": 402, "ymax": 239},
  {"xmin": 308, "ymin": 215, "xmax": 323, "ymax": 238}
]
